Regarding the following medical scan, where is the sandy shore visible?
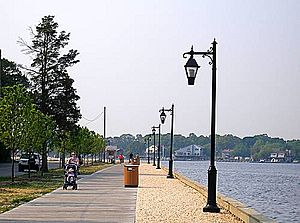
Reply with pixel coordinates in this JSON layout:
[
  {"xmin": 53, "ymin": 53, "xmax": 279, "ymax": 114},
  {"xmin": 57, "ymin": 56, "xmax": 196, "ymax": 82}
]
[{"xmin": 135, "ymin": 163, "xmax": 244, "ymax": 223}]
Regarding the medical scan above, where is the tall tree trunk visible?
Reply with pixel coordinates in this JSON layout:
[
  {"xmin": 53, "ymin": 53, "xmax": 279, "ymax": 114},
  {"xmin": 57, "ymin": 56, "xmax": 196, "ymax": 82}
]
[
  {"xmin": 11, "ymin": 149, "xmax": 15, "ymax": 183},
  {"xmin": 28, "ymin": 151, "xmax": 31, "ymax": 179},
  {"xmin": 59, "ymin": 152, "xmax": 62, "ymax": 168},
  {"xmin": 41, "ymin": 142, "xmax": 48, "ymax": 174},
  {"xmin": 62, "ymin": 149, "xmax": 66, "ymax": 168}
]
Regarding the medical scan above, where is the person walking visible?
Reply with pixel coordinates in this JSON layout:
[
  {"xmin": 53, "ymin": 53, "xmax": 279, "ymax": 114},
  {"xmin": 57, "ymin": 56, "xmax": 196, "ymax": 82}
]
[
  {"xmin": 119, "ymin": 154, "xmax": 124, "ymax": 163},
  {"xmin": 129, "ymin": 153, "xmax": 134, "ymax": 163}
]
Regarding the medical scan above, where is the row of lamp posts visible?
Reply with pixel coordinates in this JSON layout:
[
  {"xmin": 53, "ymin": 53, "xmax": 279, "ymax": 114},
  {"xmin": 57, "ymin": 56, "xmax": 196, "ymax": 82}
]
[
  {"xmin": 148, "ymin": 103, "xmax": 175, "ymax": 178},
  {"xmin": 147, "ymin": 39, "xmax": 220, "ymax": 212}
]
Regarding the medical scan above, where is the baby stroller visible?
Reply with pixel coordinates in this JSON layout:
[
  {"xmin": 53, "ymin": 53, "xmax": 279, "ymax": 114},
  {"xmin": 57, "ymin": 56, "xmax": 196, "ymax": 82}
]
[{"xmin": 63, "ymin": 163, "xmax": 78, "ymax": 190}]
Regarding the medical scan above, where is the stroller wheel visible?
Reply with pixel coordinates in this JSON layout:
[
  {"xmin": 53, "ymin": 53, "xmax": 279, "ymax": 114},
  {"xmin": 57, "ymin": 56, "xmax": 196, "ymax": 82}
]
[
  {"xmin": 63, "ymin": 185, "xmax": 67, "ymax": 190},
  {"xmin": 72, "ymin": 184, "xmax": 78, "ymax": 190}
]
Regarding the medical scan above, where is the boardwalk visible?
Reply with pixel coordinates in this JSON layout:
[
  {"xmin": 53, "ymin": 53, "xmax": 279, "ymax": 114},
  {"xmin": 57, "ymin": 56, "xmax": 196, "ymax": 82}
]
[{"xmin": 0, "ymin": 165, "xmax": 137, "ymax": 223}]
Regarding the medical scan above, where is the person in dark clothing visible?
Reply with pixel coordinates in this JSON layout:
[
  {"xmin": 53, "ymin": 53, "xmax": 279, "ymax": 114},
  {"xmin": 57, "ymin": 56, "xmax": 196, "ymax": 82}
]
[{"xmin": 129, "ymin": 153, "xmax": 134, "ymax": 163}]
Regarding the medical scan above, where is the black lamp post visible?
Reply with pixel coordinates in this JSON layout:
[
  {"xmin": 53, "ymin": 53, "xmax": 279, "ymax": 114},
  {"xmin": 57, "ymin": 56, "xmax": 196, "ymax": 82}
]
[
  {"xmin": 152, "ymin": 127, "xmax": 156, "ymax": 166},
  {"xmin": 183, "ymin": 39, "xmax": 220, "ymax": 213},
  {"xmin": 145, "ymin": 136, "xmax": 151, "ymax": 164},
  {"xmin": 159, "ymin": 104, "xmax": 174, "ymax": 178},
  {"xmin": 152, "ymin": 125, "xmax": 161, "ymax": 169}
]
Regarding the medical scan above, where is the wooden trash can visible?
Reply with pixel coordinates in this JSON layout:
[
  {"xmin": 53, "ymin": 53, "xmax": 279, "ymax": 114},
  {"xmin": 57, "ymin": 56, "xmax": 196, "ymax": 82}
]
[{"xmin": 124, "ymin": 164, "xmax": 139, "ymax": 187}]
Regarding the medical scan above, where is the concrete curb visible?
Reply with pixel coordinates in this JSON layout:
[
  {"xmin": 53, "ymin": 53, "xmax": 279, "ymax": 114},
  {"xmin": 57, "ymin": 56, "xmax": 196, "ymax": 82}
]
[{"xmin": 161, "ymin": 166, "xmax": 276, "ymax": 223}]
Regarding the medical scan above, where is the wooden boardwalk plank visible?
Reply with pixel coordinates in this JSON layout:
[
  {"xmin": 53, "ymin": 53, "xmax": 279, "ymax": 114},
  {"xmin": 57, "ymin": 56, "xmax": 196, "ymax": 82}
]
[{"xmin": 0, "ymin": 165, "xmax": 137, "ymax": 223}]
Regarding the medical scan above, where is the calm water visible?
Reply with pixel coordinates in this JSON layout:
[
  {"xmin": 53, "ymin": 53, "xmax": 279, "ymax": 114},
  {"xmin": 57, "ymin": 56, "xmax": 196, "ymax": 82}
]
[{"xmin": 162, "ymin": 161, "xmax": 300, "ymax": 223}]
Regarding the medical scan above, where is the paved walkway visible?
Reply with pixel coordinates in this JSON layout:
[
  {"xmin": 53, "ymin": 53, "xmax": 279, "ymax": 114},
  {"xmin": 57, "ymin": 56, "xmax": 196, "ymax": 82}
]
[
  {"xmin": 135, "ymin": 163, "xmax": 243, "ymax": 223},
  {"xmin": 0, "ymin": 165, "xmax": 137, "ymax": 223}
]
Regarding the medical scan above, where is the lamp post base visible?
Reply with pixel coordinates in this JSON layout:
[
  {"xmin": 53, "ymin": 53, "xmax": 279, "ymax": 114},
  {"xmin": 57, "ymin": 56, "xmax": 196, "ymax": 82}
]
[
  {"xmin": 203, "ymin": 204, "xmax": 220, "ymax": 213},
  {"xmin": 156, "ymin": 158, "xmax": 161, "ymax": 169},
  {"xmin": 203, "ymin": 165, "xmax": 220, "ymax": 213},
  {"xmin": 167, "ymin": 160, "xmax": 174, "ymax": 178}
]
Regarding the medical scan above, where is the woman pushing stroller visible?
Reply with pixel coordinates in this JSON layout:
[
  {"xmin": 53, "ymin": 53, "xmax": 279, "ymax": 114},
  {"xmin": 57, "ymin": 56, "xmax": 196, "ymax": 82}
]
[
  {"xmin": 63, "ymin": 152, "xmax": 80, "ymax": 190},
  {"xmin": 67, "ymin": 152, "xmax": 80, "ymax": 176},
  {"xmin": 68, "ymin": 152, "xmax": 80, "ymax": 165}
]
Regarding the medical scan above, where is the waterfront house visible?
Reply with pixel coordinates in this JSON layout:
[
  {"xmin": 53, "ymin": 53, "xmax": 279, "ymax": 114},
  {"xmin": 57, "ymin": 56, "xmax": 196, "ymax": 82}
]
[
  {"xmin": 269, "ymin": 152, "xmax": 287, "ymax": 163},
  {"xmin": 221, "ymin": 149, "xmax": 234, "ymax": 160},
  {"xmin": 270, "ymin": 153, "xmax": 277, "ymax": 158},
  {"xmin": 174, "ymin": 145, "xmax": 205, "ymax": 161}
]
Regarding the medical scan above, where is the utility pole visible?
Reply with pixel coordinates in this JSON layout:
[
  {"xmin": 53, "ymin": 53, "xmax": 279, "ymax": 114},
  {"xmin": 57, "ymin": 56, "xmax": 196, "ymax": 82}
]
[{"xmin": 103, "ymin": 106, "xmax": 106, "ymax": 163}]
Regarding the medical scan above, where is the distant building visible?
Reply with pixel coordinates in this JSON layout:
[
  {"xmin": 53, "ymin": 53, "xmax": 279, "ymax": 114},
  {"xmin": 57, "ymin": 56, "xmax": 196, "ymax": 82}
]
[
  {"xmin": 269, "ymin": 151, "xmax": 290, "ymax": 163},
  {"xmin": 221, "ymin": 149, "xmax": 234, "ymax": 160},
  {"xmin": 174, "ymin": 145, "xmax": 205, "ymax": 161},
  {"xmin": 145, "ymin": 145, "xmax": 158, "ymax": 155},
  {"xmin": 270, "ymin": 153, "xmax": 277, "ymax": 158}
]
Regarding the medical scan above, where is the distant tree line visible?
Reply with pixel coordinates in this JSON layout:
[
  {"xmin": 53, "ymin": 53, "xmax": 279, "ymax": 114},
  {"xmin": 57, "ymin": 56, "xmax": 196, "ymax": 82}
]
[{"xmin": 108, "ymin": 133, "xmax": 300, "ymax": 161}]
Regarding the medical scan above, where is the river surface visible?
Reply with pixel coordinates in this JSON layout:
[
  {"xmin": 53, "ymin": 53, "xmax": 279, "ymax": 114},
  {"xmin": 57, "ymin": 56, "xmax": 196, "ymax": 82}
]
[{"xmin": 162, "ymin": 161, "xmax": 300, "ymax": 223}]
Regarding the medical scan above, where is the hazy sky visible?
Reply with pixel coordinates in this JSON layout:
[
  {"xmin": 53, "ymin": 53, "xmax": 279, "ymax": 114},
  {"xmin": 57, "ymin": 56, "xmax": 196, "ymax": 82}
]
[{"xmin": 1, "ymin": 0, "xmax": 299, "ymax": 140}]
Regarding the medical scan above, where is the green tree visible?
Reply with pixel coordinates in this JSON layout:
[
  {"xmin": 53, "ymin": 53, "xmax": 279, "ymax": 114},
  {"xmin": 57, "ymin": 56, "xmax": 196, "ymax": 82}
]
[
  {"xmin": 251, "ymin": 139, "xmax": 265, "ymax": 160},
  {"xmin": 19, "ymin": 15, "xmax": 81, "ymax": 171},
  {"xmin": 248, "ymin": 135, "xmax": 287, "ymax": 160},
  {"xmin": 0, "ymin": 58, "xmax": 30, "ymax": 162},
  {"xmin": 21, "ymin": 109, "xmax": 56, "ymax": 177},
  {"xmin": 1, "ymin": 58, "xmax": 30, "ymax": 89},
  {"xmin": 232, "ymin": 143, "xmax": 251, "ymax": 157},
  {"xmin": 216, "ymin": 134, "xmax": 242, "ymax": 152},
  {"xmin": 71, "ymin": 126, "xmax": 94, "ymax": 165},
  {"xmin": 174, "ymin": 134, "xmax": 189, "ymax": 149},
  {"xmin": 287, "ymin": 140, "xmax": 300, "ymax": 160},
  {"xmin": 22, "ymin": 109, "xmax": 55, "ymax": 154},
  {"xmin": 256, "ymin": 142, "xmax": 284, "ymax": 160},
  {"xmin": 0, "ymin": 85, "xmax": 35, "ymax": 181},
  {"xmin": 107, "ymin": 133, "xmax": 299, "ymax": 162},
  {"xmin": 88, "ymin": 131, "xmax": 105, "ymax": 164}
]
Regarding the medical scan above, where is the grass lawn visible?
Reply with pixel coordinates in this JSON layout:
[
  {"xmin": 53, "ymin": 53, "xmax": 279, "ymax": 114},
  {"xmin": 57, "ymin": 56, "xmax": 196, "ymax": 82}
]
[{"xmin": 0, "ymin": 162, "xmax": 111, "ymax": 214}]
